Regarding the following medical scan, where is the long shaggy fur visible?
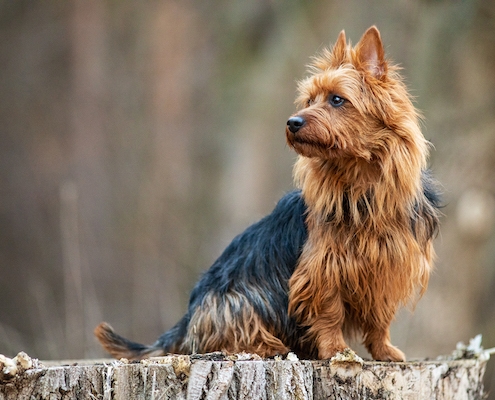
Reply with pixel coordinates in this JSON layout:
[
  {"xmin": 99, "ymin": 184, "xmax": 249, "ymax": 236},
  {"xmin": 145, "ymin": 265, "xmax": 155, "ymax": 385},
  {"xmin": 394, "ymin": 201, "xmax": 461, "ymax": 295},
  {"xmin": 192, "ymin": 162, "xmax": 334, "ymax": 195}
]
[
  {"xmin": 95, "ymin": 26, "xmax": 440, "ymax": 362},
  {"xmin": 286, "ymin": 26, "xmax": 440, "ymax": 361}
]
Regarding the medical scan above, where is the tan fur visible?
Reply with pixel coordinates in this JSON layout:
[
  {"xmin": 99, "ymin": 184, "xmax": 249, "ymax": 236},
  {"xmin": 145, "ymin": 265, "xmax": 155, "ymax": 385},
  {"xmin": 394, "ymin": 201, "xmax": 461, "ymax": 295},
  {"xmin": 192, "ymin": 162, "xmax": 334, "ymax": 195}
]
[
  {"xmin": 94, "ymin": 322, "xmax": 166, "ymax": 360},
  {"xmin": 184, "ymin": 292, "xmax": 289, "ymax": 357},
  {"xmin": 95, "ymin": 292, "xmax": 289, "ymax": 359},
  {"xmin": 287, "ymin": 26, "xmax": 435, "ymax": 361}
]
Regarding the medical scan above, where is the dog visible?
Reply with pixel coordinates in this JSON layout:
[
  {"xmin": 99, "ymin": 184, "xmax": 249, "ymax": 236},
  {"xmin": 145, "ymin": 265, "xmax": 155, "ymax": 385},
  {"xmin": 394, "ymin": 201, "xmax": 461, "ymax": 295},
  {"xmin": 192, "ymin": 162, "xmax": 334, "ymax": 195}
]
[{"xmin": 95, "ymin": 26, "xmax": 440, "ymax": 361}]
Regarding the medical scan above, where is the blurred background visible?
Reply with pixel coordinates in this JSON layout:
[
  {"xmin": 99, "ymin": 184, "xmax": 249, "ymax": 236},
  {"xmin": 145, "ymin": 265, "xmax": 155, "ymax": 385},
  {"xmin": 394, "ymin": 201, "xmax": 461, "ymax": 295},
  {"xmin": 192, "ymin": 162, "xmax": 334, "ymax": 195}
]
[{"xmin": 1, "ymin": 0, "xmax": 495, "ymax": 394}]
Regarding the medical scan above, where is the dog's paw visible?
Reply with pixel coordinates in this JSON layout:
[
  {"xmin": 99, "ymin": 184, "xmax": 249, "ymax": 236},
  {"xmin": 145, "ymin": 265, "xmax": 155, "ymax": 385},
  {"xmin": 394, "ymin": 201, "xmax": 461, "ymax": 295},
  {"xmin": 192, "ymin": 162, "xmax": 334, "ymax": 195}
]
[{"xmin": 372, "ymin": 344, "xmax": 405, "ymax": 362}]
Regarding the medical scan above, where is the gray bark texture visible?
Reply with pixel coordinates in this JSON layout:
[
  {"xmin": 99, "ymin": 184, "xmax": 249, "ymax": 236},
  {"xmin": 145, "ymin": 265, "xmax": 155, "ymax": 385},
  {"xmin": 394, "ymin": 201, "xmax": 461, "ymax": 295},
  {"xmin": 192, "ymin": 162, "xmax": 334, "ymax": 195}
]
[{"xmin": 0, "ymin": 352, "xmax": 489, "ymax": 400}]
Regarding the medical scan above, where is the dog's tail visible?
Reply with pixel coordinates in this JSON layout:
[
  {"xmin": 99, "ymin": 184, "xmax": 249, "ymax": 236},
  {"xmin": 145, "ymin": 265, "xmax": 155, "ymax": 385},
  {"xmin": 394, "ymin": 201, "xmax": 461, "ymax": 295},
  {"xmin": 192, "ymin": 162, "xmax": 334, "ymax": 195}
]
[{"xmin": 94, "ymin": 322, "xmax": 165, "ymax": 360}]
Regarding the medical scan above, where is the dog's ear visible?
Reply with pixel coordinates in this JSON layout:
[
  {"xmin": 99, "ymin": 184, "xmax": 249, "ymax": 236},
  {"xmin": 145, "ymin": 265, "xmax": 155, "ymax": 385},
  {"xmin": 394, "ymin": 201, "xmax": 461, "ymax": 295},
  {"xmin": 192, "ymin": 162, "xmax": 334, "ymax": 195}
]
[
  {"xmin": 331, "ymin": 30, "xmax": 347, "ymax": 65},
  {"xmin": 355, "ymin": 26, "xmax": 387, "ymax": 79}
]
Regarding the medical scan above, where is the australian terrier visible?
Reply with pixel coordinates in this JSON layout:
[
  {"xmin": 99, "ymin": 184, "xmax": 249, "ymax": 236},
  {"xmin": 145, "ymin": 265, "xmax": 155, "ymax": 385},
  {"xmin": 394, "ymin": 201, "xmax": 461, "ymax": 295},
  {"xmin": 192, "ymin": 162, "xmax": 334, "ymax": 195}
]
[{"xmin": 95, "ymin": 26, "xmax": 440, "ymax": 362}]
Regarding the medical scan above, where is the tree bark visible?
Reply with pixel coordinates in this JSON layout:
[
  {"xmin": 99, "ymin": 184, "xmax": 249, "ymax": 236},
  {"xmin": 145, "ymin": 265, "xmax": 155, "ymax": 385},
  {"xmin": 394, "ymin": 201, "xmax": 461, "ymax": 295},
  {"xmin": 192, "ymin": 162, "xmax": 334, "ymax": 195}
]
[{"xmin": 0, "ymin": 352, "xmax": 489, "ymax": 399}]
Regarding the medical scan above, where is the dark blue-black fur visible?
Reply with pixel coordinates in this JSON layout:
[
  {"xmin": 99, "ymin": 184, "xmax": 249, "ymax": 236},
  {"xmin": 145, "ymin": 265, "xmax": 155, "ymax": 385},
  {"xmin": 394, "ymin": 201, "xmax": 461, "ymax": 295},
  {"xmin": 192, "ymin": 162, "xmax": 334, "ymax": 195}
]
[
  {"xmin": 154, "ymin": 189, "xmax": 309, "ymax": 354},
  {"xmin": 411, "ymin": 170, "xmax": 442, "ymax": 242}
]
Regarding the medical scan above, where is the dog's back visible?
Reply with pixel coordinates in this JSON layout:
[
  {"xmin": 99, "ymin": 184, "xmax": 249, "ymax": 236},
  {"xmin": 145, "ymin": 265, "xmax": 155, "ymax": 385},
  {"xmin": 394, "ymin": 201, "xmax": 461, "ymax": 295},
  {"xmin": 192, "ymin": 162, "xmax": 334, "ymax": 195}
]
[{"xmin": 95, "ymin": 190, "xmax": 310, "ymax": 359}]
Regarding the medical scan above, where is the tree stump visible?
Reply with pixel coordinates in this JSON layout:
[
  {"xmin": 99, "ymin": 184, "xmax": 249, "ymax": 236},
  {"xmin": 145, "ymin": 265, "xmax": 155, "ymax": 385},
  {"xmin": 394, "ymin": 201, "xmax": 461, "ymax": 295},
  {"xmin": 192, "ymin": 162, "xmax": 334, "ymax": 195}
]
[{"xmin": 0, "ymin": 346, "xmax": 490, "ymax": 400}]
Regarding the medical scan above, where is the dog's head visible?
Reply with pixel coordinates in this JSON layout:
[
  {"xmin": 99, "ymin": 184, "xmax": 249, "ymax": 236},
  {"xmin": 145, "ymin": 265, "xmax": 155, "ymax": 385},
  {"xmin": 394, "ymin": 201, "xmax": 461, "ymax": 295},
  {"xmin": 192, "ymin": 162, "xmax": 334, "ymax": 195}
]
[{"xmin": 286, "ymin": 26, "xmax": 426, "ymax": 170}]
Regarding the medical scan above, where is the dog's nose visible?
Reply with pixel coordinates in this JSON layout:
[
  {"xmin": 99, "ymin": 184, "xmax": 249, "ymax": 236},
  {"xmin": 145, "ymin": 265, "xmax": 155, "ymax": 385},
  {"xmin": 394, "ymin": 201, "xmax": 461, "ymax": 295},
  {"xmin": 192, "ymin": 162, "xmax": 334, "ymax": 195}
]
[{"xmin": 287, "ymin": 116, "xmax": 306, "ymax": 133}]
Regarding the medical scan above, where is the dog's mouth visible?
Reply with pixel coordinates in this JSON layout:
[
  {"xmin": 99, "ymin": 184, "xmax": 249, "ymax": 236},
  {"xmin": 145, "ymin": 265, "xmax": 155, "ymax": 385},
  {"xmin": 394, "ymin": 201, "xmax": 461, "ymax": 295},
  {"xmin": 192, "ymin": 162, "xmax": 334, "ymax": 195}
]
[
  {"xmin": 292, "ymin": 136, "xmax": 321, "ymax": 147},
  {"xmin": 287, "ymin": 130, "xmax": 339, "ymax": 150},
  {"xmin": 286, "ymin": 130, "xmax": 341, "ymax": 158}
]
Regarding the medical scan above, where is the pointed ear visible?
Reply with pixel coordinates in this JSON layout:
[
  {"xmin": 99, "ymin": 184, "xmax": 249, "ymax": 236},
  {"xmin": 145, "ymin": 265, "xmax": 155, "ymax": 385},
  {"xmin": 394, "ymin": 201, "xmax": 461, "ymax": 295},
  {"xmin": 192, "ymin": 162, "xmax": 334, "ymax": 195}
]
[
  {"xmin": 331, "ymin": 30, "xmax": 347, "ymax": 65},
  {"xmin": 355, "ymin": 26, "xmax": 387, "ymax": 79}
]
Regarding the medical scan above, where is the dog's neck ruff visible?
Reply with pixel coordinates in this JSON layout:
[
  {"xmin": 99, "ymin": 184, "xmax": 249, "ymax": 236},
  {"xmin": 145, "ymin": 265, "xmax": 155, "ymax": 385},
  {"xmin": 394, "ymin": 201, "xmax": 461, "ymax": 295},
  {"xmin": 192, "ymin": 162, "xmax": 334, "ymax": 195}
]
[{"xmin": 293, "ymin": 154, "xmax": 421, "ymax": 230}]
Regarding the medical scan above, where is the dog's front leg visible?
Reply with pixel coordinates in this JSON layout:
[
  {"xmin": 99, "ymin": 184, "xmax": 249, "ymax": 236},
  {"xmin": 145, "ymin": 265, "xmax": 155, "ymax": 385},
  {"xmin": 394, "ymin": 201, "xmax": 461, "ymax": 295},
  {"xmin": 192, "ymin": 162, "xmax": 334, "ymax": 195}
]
[
  {"xmin": 363, "ymin": 318, "xmax": 405, "ymax": 362},
  {"xmin": 289, "ymin": 254, "xmax": 348, "ymax": 360},
  {"xmin": 308, "ymin": 292, "xmax": 348, "ymax": 359}
]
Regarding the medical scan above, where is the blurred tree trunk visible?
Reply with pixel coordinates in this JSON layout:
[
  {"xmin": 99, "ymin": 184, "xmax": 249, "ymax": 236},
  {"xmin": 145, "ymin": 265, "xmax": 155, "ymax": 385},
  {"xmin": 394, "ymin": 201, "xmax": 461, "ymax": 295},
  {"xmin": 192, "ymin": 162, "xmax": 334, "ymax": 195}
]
[
  {"xmin": 63, "ymin": 0, "xmax": 109, "ymax": 358},
  {"xmin": 130, "ymin": 0, "xmax": 198, "ymax": 339}
]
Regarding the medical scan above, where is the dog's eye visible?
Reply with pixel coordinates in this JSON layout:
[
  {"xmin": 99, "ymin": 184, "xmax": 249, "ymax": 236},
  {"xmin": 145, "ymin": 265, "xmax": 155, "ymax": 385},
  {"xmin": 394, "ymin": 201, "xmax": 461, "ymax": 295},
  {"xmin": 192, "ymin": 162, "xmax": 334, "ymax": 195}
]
[
  {"xmin": 306, "ymin": 98, "xmax": 314, "ymax": 107},
  {"xmin": 329, "ymin": 95, "xmax": 345, "ymax": 107}
]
